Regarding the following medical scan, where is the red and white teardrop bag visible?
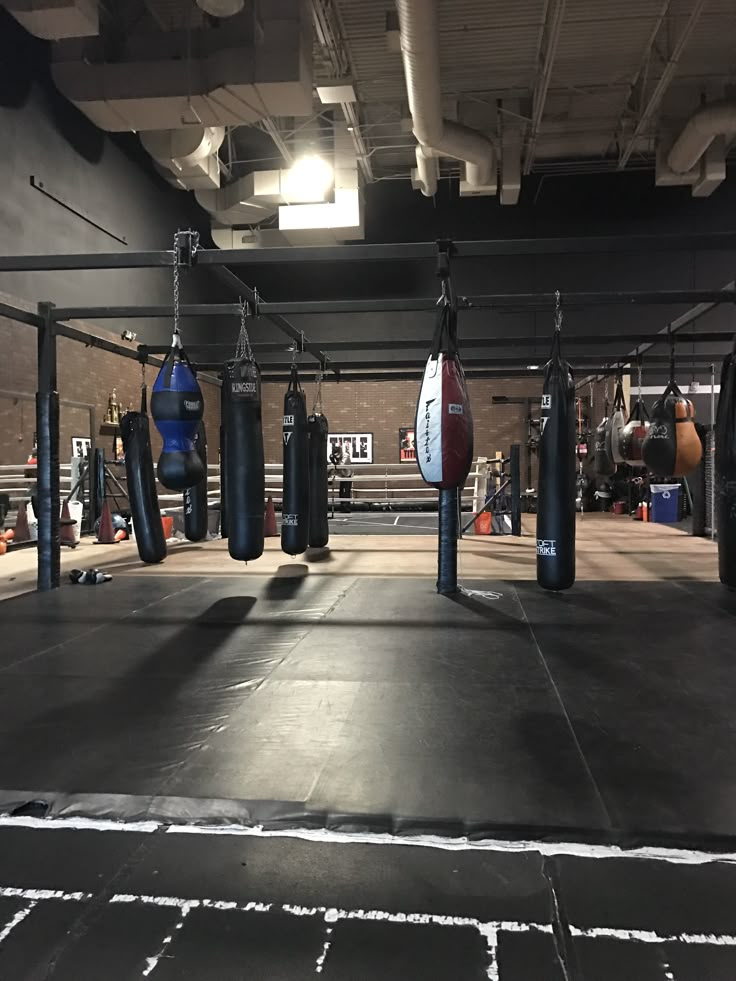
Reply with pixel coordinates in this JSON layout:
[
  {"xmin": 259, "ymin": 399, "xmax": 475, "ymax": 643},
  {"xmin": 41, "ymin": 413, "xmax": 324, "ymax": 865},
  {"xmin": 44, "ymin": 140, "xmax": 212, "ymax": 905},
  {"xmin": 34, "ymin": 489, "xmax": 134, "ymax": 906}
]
[{"xmin": 415, "ymin": 303, "xmax": 474, "ymax": 489}]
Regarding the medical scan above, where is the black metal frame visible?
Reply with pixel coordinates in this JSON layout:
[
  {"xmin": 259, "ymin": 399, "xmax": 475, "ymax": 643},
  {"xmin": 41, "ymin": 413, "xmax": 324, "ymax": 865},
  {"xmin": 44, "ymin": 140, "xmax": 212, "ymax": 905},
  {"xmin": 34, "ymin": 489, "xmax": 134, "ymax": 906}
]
[{"xmin": 1, "ymin": 231, "xmax": 735, "ymax": 592}]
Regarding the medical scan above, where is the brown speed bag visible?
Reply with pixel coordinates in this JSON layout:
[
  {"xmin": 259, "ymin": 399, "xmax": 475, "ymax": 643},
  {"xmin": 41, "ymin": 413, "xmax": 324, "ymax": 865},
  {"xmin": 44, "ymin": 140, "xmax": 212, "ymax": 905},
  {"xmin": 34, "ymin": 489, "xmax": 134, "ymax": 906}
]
[{"xmin": 641, "ymin": 381, "xmax": 702, "ymax": 477}]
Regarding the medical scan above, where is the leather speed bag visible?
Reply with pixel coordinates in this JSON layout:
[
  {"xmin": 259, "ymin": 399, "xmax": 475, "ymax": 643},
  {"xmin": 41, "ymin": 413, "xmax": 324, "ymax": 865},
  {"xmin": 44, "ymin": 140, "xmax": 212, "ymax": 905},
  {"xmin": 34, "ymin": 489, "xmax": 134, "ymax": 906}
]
[
  {"xmin": 715, "ymin": 345, "xmax": 736, "ymax": 588},
  {"xmin": 308, "ymin": 413, "xmax": 329, "ymax": 548},
  {"xmin": 641, "ymin": 383, "xmax": 702, "ymax": 477},
  {"xmin": 183, "ymin": 421, "xmax": 208, "ymax": 542},
  {"xmin": 151, "ymin": 337, "xmax": 205, "ymax": 490},
  {"xmin": 594, "ymin": 416, "xmax": 616, "ymax": 476},
  {"xmin": 282, "ymin": 369, "xmax": 310, "ymax": 555},
  {"xmin": 224, "ymin": 359, "xmax": 265, "ymax": 562},
  {"xmin": 536, "ymin": 340, "xmax": 576, "ymax": 591}
]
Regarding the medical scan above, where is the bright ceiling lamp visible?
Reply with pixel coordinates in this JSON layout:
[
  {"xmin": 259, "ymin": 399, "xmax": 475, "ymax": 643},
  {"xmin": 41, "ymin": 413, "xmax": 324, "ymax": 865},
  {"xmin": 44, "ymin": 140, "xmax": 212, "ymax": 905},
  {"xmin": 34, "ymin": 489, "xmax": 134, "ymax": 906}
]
[
  {"xmin": 196, "ymin": 0, "xmax": 245, "ymax": 16},
  {"xmin": 282, "ymin": 154, "xmax": 334, "ymax": 204}
]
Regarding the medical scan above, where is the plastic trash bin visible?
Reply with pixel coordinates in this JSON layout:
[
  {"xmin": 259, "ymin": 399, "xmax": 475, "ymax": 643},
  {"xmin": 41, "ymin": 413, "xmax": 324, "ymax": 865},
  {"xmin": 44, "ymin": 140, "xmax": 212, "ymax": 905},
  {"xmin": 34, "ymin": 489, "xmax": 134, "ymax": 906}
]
[{"xmin": 650, "ymin": 483, "xmax": 680, "ymax": 523}]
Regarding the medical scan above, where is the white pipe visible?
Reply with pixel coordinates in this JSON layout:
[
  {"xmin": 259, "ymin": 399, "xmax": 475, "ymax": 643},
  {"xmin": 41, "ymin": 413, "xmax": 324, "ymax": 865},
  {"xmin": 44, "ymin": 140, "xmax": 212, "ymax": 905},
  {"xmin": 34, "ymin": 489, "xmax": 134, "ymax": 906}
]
[
  {"xmin": 395, "ymin": 0, "xmax": 495, "ymax": 194},
  {"xmin": 668, "ymin": 101, "xmax": 736, "ymax": 174}
]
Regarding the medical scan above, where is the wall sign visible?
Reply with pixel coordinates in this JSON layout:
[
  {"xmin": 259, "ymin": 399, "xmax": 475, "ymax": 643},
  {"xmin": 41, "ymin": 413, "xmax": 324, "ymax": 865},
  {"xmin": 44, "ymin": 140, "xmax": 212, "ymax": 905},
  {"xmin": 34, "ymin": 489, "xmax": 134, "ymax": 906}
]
[
  {"xmin": 328, "ymin": 433, "xmax": 373, "ymax": 464},
  {"xmin": 399, "ymin": 426, "xmax": 416, "ymax": 463}
]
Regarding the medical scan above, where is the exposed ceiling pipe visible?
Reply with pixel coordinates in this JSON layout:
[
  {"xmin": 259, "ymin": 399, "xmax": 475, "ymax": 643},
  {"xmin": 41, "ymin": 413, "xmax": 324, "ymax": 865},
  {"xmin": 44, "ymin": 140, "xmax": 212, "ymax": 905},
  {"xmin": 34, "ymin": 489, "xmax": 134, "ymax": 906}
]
[
  {"xmin": 668, "ymin": 100, "xmax": 736, "ymax": 173},
  {"xmin": 395, "ymin": 0, "xmax": 495, "ymax": 196}
]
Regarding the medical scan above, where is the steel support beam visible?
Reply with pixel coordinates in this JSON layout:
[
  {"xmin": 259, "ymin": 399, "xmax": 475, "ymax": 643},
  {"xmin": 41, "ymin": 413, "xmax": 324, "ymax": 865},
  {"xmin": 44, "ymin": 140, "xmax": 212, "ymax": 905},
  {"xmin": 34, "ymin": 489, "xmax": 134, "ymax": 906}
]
[
  {"xmin": 36, "ymin": 301, "xmax": 60, "ymax": 592},
  {"xmin": 4, "ymin": 232, "xmax": 736, "ymax": 272}
]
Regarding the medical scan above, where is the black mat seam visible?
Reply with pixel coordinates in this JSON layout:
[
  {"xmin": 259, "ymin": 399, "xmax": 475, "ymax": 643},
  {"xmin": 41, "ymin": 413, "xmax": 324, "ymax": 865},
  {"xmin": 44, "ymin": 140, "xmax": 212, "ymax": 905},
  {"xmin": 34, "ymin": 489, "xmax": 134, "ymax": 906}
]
[
  {"xmin": 512, "ymin": 584, "xmax": 614, "ymax": 831},
  {"xmin": 0, "ymin": 578, "xmax": 210, "ymax": 676}
]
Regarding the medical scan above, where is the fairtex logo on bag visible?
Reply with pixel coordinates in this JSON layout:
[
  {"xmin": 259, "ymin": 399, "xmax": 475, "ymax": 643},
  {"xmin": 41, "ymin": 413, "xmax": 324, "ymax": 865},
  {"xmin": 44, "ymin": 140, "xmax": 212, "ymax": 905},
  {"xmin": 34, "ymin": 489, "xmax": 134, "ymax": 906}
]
[
  {"xmin": 537, "ymin": 539, "xmax": 557, "ymax": 556},
  {"xmin": 448, "ymin": 403, "xmax": 463, "ymax": 415},
  {"xmin": 422, "ymin": 398, "xmax": 435, "ymax": 462},
  {"xmin": 282, "ymin": 513, "xmax": 299, "ymax": 526}
]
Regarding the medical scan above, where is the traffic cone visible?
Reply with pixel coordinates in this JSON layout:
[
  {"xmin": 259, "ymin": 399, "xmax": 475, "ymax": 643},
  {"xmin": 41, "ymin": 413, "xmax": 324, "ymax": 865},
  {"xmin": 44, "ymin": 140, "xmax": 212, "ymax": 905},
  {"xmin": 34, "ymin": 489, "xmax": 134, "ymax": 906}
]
[
  {"xmin": 60, "ymin": 500, "xmax": 77, "ymax": 546},
  {"xmin": 14, "ymin": 502, "xmax": 30, "ymax": 543},
  {"xmin": 95, "ymin": 500, "xmax": 116, "ymax": 544},
  {"xmin": 264, "ymin": 496, "xmax": 278, "ymax": 537}
]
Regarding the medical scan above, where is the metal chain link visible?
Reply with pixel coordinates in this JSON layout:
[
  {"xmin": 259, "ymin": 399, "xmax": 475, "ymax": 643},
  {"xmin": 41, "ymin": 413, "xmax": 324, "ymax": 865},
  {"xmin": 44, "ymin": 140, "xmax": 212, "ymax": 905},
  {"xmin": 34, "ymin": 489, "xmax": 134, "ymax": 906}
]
[
  {"xmin": 589, "ymin": 381, "xmax": 594, "ymax": 414},
  {"xmin": 172, "ymin": 232, "xmax": 181, "ymax": 339},
  {"xmin": 314, "ymin": 368, "xmax": 324, "ymax": 415},
  {"xmin": 637, "ymin": 359, "xmax": 643, "ymax": 397},
  {"xmin": 141, "ymin": 360, "xmax": 146, "ymax": 390},
  {"xmin": 554, "ymin": 289, "xmax": 563, "ymax": 332},
  {"xmin": 235, "ymin": 297, "xmax": 253, "ymax": 361}
]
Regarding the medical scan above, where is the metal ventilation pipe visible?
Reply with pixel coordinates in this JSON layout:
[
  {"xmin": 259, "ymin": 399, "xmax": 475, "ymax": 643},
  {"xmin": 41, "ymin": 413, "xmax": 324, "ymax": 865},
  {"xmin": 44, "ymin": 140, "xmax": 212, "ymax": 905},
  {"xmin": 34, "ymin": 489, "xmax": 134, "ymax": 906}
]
[
  {"xmin": 196, "ymin": 0, "xmax": 245, "ymax": 16},
  {"xmin": 668, "ymin": 100, "xmax": 736, "ymax": 174},
  {"xmin": 395, "ymin": 0, "xmax": 495, "ymax": 196}
]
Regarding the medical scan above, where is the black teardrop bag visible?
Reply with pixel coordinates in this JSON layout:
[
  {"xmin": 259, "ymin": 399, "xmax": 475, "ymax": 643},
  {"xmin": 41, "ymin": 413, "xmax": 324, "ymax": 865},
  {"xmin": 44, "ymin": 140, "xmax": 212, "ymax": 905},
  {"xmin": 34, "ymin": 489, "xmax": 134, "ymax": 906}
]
[
  {"xmin": 715, "ymin": 338, "xmax": 736, "ymax": 587},
  {"xmin": 282, "ymin": 366, "xmax": 310, "ymax": 555},
  {"xmin": 224, "ymin": 357, "xmax": 265, "ymax": 562}
]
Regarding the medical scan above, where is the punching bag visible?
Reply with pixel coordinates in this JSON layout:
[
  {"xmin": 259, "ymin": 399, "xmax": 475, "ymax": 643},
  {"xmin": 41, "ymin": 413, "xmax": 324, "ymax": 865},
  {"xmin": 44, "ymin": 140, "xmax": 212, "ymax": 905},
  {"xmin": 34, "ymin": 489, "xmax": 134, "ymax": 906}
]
[
  {"xmin": 151, "ymin": 334, "xmax": 205, "ymax": 491},
  {"xmin": 415, "ymin": 301, "xmax": 473, "ymax": 489},
  {"xmin": 594, "ymin": 411, "xmax": 616, "ymax": 477},
  {"xmin": 715, "ymin": 340, "xmax": 736, "ymax": 588},
  {"xmin": 308, "ymin": 412, "xmax": 329, "ymax": 548},
  {"xmin": 641, "ymin": 381, "xmax": 702, "ymax": 476},
  {"xmin": 183, "ymin": 421, "xmax": 208, "ymax": 542},
  {"xmin": 537, "ymin": 330, "xmax": 576, "ymax": 591},
  {"xmin": 282, "ymin": 367, "xmax": 310, "ymax": 555},
  {"xmin": 224, "ymin": 358, "xmax": 265, "ymax": 561},
  {"xmin": 621, "ymin": 398, "xmax": 650, "ymax": 467},
  {"xmin": 607, "ymin": 376, "xmax": 628, "ymax": 464},
  {"xmin": 120, "ymin": 388, "xmax": 166, "ymax": 565}
]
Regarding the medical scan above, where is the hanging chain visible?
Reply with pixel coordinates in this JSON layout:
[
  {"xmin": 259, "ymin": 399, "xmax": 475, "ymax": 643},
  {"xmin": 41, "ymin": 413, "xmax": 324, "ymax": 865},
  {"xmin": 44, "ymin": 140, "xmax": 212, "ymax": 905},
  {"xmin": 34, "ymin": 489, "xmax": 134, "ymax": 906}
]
[
  {"xmin": 589, "ymin": 381, "xmax": 594, "ymax": 414},
  {"xmin": 604, "ymin": 377, "xmax": 610, "ymax": 406},
  {"xmin": 172, "ymin": 232, "xmax": 181, "ymax": 339},
  {"xmin": 141, "ymin": 360, "xmax": 146, "ymax": 390},
  {"xmin": 554, "ymin": 290, "xmax": 563, "ymax": 332},
  {"xmin": 314, "ymin": 367, "xmax": 324, "ymax": 414},
  {"xmin": 637, "ymin": 359, "xmax": 643, "ymax": 397},
  {"xmin": 235, "ymin": 297, "xmax": 253, "ymax": 361}
]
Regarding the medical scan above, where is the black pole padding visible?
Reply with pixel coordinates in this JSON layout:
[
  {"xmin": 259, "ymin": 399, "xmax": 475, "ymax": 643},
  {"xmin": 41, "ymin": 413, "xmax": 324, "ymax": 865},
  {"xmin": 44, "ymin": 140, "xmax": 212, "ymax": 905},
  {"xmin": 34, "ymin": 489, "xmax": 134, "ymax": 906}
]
[
  {"xmin": 36, "ymin": 392, "xmax": 60, "ymax": 591},
  {"xmin": 510, "ymin": 443, "xmax": 522, "ymax": 536},
  {"xmin": 281, "ymin": 368, "xmax": 310, "ymax": 555},
  {"xmin": 437, "ymin": 487, "xmax": 459, "ymax": 594},
  {"xmin": 224, "ymin": 359, "xmax": 265, "ymax": 562},
  {"xmin": 183, "ymin": 421, "xmax": 208, "ymax": 542},
  {"xmin": 536, "ymin": 334, "xmax": 576, "ymax": 591},
  {"xmin": 219, "ymin": 378, "xmax": 228, "ymax": 539},
  {"xmin": 121, "ymin": 408, "xmax": 167, "ymax": 564},
  {"xmin": 92, "ymin": 447, "xmax": 106, "ymax": 523},
  {"xmin": 308, "ymin": 413, "xmax": 329, "ymax": 548},
  {"xmin": 690, "ymin": 423, "xmax": 708, "ymax": 538},
  {"xmin": 715, "ymin": 340, "xmax": 736, "ymax": 587}
]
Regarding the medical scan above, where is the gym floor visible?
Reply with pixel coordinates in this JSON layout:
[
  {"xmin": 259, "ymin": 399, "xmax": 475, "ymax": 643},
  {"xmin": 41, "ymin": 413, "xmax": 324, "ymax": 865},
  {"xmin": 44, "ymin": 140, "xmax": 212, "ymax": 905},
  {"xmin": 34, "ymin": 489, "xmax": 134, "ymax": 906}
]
[{"xmin": 0, "ymin": 517, "xmax": 733, "ymax": 978}]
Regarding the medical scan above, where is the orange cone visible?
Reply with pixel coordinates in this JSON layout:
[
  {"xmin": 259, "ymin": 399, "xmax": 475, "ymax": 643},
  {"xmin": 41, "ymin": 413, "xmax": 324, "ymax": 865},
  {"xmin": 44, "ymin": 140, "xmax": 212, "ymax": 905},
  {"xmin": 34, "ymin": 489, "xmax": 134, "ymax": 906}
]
[
  {"xmin": 95, "ymin": 500, "xmax": 117, "ymax": 544},
  {"xmin": 14, "ymin": 502, "xmax": 30, "ymax": 543},
  {"xmin": 264, "ymin": 496, "xmax": 278, "ymax": 537},
  {"xmin": 60, "ymin": 500, "xmax": 77, "ymax": 546}
]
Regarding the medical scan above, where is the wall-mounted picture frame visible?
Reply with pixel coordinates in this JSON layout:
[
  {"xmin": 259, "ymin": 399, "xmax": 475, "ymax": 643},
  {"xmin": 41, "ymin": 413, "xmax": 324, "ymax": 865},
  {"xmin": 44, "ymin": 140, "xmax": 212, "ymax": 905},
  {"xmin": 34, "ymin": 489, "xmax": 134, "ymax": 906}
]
[
  {"xmin": 399, "ymin": 426, "xmax": 416, "ymax": 463},
  {"xmin": 328, "ymin": 433, "xmax": 373, "ymax": 464}
]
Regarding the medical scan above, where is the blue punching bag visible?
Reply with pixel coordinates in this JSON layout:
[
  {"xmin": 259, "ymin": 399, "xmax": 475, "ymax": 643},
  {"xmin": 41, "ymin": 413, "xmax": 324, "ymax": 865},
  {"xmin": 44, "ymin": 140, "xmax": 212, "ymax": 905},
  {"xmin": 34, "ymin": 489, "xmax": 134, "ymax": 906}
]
[{"xmin": 151, "ymin": 334, "xmax": 205, "ymax": 491}]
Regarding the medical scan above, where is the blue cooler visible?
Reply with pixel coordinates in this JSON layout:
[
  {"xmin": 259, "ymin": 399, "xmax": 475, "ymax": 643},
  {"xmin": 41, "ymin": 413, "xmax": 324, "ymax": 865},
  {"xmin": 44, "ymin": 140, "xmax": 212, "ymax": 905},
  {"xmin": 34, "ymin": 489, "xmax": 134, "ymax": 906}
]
[{"xmin": 650, "ymin": 483, "xmax": 681, "ymax": 523}]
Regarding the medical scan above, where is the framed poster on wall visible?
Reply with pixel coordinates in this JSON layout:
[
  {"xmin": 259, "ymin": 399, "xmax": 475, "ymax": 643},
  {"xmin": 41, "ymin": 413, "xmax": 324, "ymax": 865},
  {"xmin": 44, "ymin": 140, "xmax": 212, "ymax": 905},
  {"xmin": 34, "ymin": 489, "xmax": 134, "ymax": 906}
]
[
  {"xmin": 399, "ymin": 426, "xmax": 416, "ymax": 463},
  {"xmin": 327, "ymin": 433, "xmax": 373, "ymax": 464}
]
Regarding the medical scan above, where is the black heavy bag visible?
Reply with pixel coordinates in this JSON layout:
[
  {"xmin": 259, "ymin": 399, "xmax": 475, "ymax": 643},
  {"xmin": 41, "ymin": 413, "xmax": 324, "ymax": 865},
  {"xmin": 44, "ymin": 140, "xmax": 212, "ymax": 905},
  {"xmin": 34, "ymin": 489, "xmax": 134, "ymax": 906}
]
[
  {"xmin": 594, "ymin": 411, "xmax": 615, "ymax": 476},
  {"xmin": 282, "ymin": 367, "xmax": 310, "ymax": 555},
  {"xmin": 536, "ymin": 331, "xmax": 576, "ymax": 591},
  {"xmin": 641, "ymin": 380, "xmax": 702, "ymax": 476},
  {"xmin": 151, "ymin": 334, "xmax": 205, "ymax": 490},
  {"xmin": 183, "ymin": 421, "xmax": 208, "ymax": 542},
  {"xmin": 120, "ymin": 389, "xmax": 166, "ymax": 565},
  {"xmin": 219, "ymin": 376, "xmax": 228, "ymax": 539},
  {"xmin": 224, "ymin": 358, "xmax": 265, "ymax": 561},
  {"xmin": 607, "ymin": 375, "xmax": 628, "ymax": 464},
  {"xmin": 715, "ymin": 339, "xmax": 736, "ymax": 588},
  {"xmin": 308, "ymin": 412, "xmax": 329, "ymax": 548}
]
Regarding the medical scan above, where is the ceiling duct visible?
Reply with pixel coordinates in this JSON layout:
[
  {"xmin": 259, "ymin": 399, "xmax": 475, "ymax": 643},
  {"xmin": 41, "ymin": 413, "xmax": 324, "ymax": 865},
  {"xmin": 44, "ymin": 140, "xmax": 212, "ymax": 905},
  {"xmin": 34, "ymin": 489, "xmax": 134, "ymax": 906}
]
[
  {"xmin": 50, "ymin": 0, "xmax": 312, "ymax": 132},
  {"xmin": 394, "ymin": 0, "xmax": 496, "ymax": 197},
  {"xmin": 1, "ymin": 0, "xmax": 98, "ymax": 38},
  {"xmin": 196, "ymin": 0, "xmax": 245, "ymax": 16},
  {"xmin": 140, "ymin": 126, "xmax": 225, "ymax": 191}
]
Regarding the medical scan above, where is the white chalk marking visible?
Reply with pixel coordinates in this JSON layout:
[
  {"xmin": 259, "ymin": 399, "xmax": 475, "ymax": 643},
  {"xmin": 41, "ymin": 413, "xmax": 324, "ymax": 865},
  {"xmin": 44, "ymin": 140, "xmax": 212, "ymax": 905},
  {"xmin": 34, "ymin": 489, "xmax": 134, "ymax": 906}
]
[
  {"xmin": 394, "ymin": 516, "xmax": 400, "ymax": 526},
  {"xmin": 141, "ymin": 902, "xmax": 193, "ymax": 977},
  {"xmin": 663, "ymin": 960, "xmax": 675, "ymax": 980},
  {"xmin": 477, "ymin": 923, "xmax": 499, "ymax": 981},
  {"xmin": 0, "ymin": 902, "xmax": 36, "ymax": 945},
  {"xmin": 0, "ymin": 886, "xmax": 92, "ymax": 902},
  {"xmin": 315, "ymin": 914, "xmax": 336, "ymax": 974},
  {"xmin": 3, "ymin": 812, "xmax": 736, "ymax": 870},
  {"xmin": 570, "ymin": 925, "xmax": 736, "ymax": 946}
]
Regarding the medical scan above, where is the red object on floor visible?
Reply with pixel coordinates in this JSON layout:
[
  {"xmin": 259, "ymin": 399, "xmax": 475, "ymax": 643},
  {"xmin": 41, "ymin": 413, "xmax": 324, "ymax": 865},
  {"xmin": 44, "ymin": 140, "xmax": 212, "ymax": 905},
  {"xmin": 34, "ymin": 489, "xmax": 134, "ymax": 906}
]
[
  {"xmin": 96, "ymin": 501, "xmax": 116, "ymax": 544},
  {"xmin": 161, "ymin": 515, "xmax": 174, "ymax": 540},
  {"xmin": 474, "ymin": 512, "xmax": 492, "ymax": 535},
  {"xmin": 114, "ymin": 529, "xmax": 127, "ymax": 542},
  {"xmin": 264, "ymin": 496, "xmax": 278, "ymax": 537},
  {"xmin": 613, "ymin": 501, "xmax": 626, "ymax": 515},
  {"xmin": 60, "ymin": 500, "xmax": 77, "ymax": 546},
  {"xmin": 14, "ymin": 502, "xmax": 30, "ymax": 543}
]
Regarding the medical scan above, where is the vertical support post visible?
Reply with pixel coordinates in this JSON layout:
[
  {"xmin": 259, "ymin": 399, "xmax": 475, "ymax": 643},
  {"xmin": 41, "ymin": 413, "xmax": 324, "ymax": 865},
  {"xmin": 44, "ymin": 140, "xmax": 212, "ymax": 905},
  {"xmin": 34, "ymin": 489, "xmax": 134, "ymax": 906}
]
[
  {"xmin": 437, "ymin": 487, "xmax": 459, "ymax": 594},
  {"xmin": 92, "ymin": 447, "xmax": 106, "ymax": 526},
  {"xmin": 510, "ymin": 443, "xmax": 522, "ymax": 536},
  {"xmin": 711, "ymin": 361, "xmax": 716, "ymax": 541},
  {"xmin": 36, "ymin": 302, "xmax": 60, "ymax": 591}
]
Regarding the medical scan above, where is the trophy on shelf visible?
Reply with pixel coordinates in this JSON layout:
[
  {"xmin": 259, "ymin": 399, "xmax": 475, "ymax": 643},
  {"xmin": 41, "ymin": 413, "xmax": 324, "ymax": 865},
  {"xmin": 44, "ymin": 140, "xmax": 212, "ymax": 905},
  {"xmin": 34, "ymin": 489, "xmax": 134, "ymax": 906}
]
[{"xmin": 105, "ymin": 388, "xmax": 120, "ymax": 425}]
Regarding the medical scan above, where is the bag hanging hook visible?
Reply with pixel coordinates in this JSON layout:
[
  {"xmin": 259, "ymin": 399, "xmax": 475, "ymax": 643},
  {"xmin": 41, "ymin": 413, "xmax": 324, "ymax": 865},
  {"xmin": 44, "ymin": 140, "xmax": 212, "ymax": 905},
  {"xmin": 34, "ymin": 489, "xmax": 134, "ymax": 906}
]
[
  {"xmin": 637, "ymin": 356, "xmax": 643, "ymax": 398},
  {"xmin": 668, "ymin": 327, "xmax": 676, "ymax": 385},
  {"xmin": 235, "ymin": 296, "xmax": 253, "ymax": 362}
]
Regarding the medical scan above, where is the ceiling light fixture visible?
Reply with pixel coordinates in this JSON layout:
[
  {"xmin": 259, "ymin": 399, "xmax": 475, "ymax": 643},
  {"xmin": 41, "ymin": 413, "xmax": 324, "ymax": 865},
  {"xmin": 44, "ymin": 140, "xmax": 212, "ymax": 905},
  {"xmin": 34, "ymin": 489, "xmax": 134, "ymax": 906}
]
[
  {"xmin": 282, "ymin": 154, "xmax": 334, "ymax": 203},
  {"xmin": 526, "ymin": 364, "xmax": 540, "ymax": 370}
]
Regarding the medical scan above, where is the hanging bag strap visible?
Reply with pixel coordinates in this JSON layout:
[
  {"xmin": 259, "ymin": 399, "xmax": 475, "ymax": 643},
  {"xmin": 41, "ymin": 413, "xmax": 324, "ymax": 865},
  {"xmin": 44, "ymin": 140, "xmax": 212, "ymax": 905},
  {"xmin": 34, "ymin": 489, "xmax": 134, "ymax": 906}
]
[
  {"xmin": 287, "ymin": 364, "xmax": 302, "ymax": 395},
  {"xmin": 430, "ymin": 300, "xmax": 458, "ymax": 360},
  {"xmin": 612, "ymin": 374, "xmax": 627, "ymax": 415}
]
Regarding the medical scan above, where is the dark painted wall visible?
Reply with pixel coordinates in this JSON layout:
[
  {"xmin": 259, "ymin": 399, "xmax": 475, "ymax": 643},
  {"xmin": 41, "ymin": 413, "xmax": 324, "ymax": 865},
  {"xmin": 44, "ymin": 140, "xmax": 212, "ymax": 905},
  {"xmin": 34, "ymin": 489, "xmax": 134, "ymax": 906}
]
[{"xmin": 0, "ymin": 11, "xmax": 221, "ymax": 346}]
